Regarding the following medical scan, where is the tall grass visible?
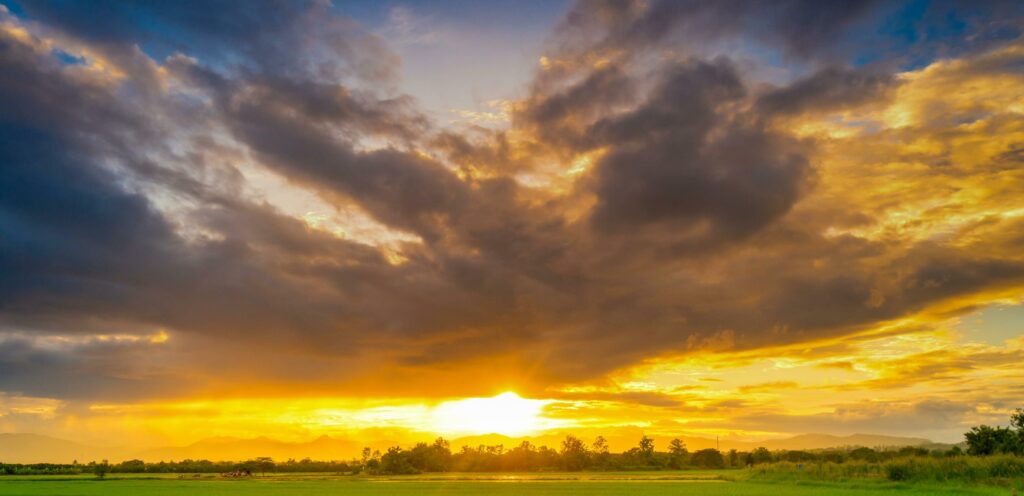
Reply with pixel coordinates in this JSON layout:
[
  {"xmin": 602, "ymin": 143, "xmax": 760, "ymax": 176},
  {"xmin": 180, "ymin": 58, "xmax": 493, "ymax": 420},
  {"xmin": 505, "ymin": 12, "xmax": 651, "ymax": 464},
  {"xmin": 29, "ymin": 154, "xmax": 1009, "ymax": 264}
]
[{"xmin": 745, "ymin": 455, "xmax": 1024, "ymax": 487}]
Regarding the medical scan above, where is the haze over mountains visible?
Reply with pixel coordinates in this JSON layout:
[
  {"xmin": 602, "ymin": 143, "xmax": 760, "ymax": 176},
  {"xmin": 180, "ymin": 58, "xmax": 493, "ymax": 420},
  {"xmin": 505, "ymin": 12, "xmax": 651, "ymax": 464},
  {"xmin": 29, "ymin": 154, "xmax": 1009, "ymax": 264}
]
[{"xmin": 0, "ymin": 432, "xmax": 940, "ymax": 464}]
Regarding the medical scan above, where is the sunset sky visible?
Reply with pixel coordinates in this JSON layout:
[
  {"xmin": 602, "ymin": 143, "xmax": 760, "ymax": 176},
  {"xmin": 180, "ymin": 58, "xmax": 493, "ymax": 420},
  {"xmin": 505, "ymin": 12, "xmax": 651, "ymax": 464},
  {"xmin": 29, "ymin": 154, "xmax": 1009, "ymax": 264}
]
[{"xmin": 1, "ymin": 0, "xmax": 1024, "ymax": 455}]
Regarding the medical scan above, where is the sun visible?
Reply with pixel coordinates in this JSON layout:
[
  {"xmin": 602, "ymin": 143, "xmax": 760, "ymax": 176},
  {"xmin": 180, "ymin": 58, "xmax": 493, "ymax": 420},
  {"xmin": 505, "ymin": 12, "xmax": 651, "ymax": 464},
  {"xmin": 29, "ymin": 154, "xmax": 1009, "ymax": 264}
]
[{"xmin": 430, "ymin": 392, "xmax": 551, "ymax": 436}]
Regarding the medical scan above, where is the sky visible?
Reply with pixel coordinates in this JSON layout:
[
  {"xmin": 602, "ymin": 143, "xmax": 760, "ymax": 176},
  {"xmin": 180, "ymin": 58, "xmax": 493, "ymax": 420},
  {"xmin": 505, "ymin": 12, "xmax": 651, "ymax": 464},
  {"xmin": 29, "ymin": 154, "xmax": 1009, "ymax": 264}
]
[{"xmin": 0, "ymin": 0, "xmax": 1023, "ymax": 456}]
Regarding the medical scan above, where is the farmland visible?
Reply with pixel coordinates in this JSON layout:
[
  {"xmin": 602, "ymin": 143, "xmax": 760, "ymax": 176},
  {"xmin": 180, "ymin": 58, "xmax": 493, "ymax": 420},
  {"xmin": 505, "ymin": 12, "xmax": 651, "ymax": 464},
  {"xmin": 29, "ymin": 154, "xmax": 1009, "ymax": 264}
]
[{"xmin": 0, "ymin": 472, "xmax": 1016, "ymax": 496}]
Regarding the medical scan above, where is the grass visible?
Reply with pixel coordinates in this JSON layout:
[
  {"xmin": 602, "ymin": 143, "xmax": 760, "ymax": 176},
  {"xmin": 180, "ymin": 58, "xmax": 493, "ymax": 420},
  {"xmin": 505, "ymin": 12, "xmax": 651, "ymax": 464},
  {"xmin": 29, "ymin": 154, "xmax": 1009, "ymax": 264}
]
[
  {"xmin": 0, "ymin": 472, "xmax": 1017, "ymax": 495},
  {"xmin": 744, "ymin": 456, "xmax": 1024, "ymax": 487}
]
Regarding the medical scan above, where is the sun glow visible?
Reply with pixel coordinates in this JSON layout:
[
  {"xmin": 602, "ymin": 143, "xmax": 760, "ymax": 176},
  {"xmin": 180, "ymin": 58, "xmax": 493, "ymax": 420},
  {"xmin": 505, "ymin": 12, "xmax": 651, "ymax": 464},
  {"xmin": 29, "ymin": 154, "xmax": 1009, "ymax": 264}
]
[{"xmin": 430, "ymin": 392, "xmax": 551, "ymax": 436}]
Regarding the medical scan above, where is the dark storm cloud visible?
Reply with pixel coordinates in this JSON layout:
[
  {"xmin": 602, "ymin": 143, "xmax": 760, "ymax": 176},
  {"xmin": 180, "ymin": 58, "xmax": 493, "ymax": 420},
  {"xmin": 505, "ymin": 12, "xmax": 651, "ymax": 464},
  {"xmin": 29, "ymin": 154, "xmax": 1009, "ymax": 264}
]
[
  {"xmin": 0, "ymin": 30, "xmax": 186, "ymax": 325},
  {"xmin": 168, "ymin": 56, "xmax": 468, "ymax": 240},
  {"xmin": 16, "ymin": 0, "xmax": 398, "ymax": 83},
  {"xmin": 1, "ymin": 0, "xmax": 1024, "ymax": 401},
  {"xmin": 0, "ymin": 334, "xmax": 184, "ymax": 400},
  {"xmin": 520, "ymin": 65, "xmax": 634, "ymax": 148},
  {"xmin": 550, "ymin": 0, "xmax": 1023, "ymax": 70},
  {"xmin": 513, "ymin": 56, "xmax": 813, "ymax": 256},
  {"xmin": 171, "ymin": 56, "xmax": 587, "ymax": 292},
  {"xmin": 584, "ymin": 59, "xmax": 810, "ymax": 249},
  {"xmin": 0, "ymin": 12, "xmax": 580, "ymax": 396},
  {"xmin": 0, "ymin": 23, "xmax": 504, "ymax": 376},
  {"xmin": 225, "ymin": 93, "xmax": 465, "ymax": 240},
  {"xmin": 756, "ymin": 66, "xmax": 897, "ymax": 117},
  {"xmin": 550, "ymin": 0, "xmax": 879, "ymax": 65}
]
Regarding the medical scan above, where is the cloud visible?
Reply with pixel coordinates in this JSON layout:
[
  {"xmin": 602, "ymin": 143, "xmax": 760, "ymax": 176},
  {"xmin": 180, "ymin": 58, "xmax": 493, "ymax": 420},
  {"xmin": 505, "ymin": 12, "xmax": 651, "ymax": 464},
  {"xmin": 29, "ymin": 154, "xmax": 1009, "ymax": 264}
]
[
  {"xmin": 724, "ymin": 398, "xmax": 978, "ymax": 437},
  {"xmin": 756, "ymin": 66, "xmax": 896, "ymax": 117},
  {"xmin": 17, "ymin": 0, "xmax": 400, "ymax": 84},
  {"xmin": 543, "ymin": 0, "xmax": 879, "ymax": 66},
  {"xmin": 0, "ymin": 0, "xmax": 1022, "ymax": 432},
  {"xmin": 584, "ymin": 59, "xmax": 810, "ymax": 250},
  {"xmin": 381, "ymin": 5, "xmax": 451, "ymax": 47},
  {"xmin": 0, "ymin": 331, "xmax": 180, "ymax": 400}
]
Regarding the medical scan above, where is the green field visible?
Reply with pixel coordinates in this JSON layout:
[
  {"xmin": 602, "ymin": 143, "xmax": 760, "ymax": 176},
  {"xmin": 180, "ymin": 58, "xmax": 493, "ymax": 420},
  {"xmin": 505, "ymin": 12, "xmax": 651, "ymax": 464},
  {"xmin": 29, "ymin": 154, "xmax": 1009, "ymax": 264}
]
[{"xmin": 0, "ymin": 472, "xmax": 1013, "ymax": 495}]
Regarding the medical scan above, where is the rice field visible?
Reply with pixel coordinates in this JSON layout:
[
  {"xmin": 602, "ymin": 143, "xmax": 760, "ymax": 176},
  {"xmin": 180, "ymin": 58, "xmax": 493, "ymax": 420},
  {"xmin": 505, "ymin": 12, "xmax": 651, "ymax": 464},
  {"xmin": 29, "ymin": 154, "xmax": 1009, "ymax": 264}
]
[{"xmin": 0, "ymin": 471, "xmax": 1014, "ymax": 496}]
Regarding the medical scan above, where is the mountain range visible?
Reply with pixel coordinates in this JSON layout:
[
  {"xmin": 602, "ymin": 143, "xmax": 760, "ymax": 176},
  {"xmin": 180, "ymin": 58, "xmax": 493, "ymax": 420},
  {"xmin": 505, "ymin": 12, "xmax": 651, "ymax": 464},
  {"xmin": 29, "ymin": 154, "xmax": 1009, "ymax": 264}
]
[{"xmin": 0, "ymin": 431, "xmax": 940, "ymax": 464}]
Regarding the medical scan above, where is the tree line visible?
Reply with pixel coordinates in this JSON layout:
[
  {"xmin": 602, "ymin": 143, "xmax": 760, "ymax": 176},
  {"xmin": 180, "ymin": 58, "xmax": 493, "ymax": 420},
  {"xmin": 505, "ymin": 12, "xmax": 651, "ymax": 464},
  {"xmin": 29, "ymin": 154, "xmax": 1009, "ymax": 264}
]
[
  {"xmin": 0, "ymin": 457, "xmax": 350, "ymax": 476},
  {"xmin": 362, "ymin": 436, "xmax": 964, "ymax": 474},
  {"xmin": 963, "ymin": 408, "xmax": 1024, "ymax": 455},
  {"xmin": 0, "ymin": 437, "xmax": 973, "ymax": 476},
  {"xmin": 2, "ymin": 409, "xmax": 1019, "ymax": 476}
]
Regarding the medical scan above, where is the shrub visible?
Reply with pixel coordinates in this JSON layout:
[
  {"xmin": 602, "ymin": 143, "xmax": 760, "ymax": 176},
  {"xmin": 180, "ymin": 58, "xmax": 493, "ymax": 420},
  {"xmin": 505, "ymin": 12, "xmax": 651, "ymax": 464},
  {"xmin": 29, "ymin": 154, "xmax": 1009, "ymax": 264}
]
[
  {"xmin": 691, "ymin": 449, "xmax": 725, "ymax": 469},
  {"xmin": 749, "ymin": 455, "xmax": 1024, "ymax": 486},
  {"xmin": 885, "ymin": 462, "xmax": 912, "ymax": 481}
]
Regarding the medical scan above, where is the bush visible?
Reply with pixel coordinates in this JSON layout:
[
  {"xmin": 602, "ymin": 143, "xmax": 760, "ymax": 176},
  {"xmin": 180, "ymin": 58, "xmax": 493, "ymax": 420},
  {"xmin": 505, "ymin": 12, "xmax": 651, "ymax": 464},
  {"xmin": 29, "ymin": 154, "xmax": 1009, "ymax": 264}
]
[
  {"xmin": 379, "ymin": 447, "xmax": 418, "ymax": 475},
  {"xmin": 750, "ymin": 455, "xmax": 1024, "ymax": 486},
  {"xmin": 691, "ymin": 449, "xmax": 725, "ymax": 468},
  {"xmin": 885, "ymin": 462, "xmax": 912, "ymax": 481}
]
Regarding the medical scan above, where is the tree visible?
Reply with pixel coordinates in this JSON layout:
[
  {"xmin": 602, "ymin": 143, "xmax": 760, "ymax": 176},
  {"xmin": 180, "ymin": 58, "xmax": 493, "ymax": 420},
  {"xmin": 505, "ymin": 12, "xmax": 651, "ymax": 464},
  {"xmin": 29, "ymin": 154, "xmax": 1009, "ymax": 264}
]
[
  {"xmin": 380, "ymin": 447, "xmax": 417, "ymax": 474},
  {"xmin": 118, "ymin": 459, "xmax": 146, "ymax": 473},
  {"xmin": 897, "ymin": 446, "xmax": 928, "ymax": 457},
  {"xmin": 505, "ymin": 441, "xmax": 537, "ymax": 471},
  {"xmin": 965, "ymin": 425, "xmax": 1020, "ymax": 455},
  {"xmin": 690, "ymin": 449, "xmax": 724, "ymax": 468},
  {"xmin": 750, "ymin": 446, "xmax": 772, "ymax": 464},
  {"xmin": 407, "ymin": 438, "xmax": 452, "ymax": 472},
  {"xmin": 1011, "ymin": 408, "xmax": 1024, "ymax": 431},
  {"xmin": 94, "ymin": 459, "xmax": 110, "ymax": 479},
  {"xmin": 536, "ymin": 445, "xmax": 560, "ymax": 470},
  {"xmin": 361, "ymin": 448, "xmax": 380, "ymax": 472},
  {"xmin": 1012, "ymin": 408, "xmax": 1024, "ymax": 449},
  {"xmin": 560, "ymin": 435, "xmax": 589, "ymax": 471},
  {"xmin": 637, "ymin": 436, "xmax": 655, "ymax": 459},
  {"xmin": 848, "ymin": 447, "xmax": 878, "ymax": 462},
  {"xmin": 668, "ymin": 439, "xmax": 687, "ymax": 469},
  {"xmin": 783, "ymin": 450, "xmax": 814, "ymax": 462},
  {"xmin": 252, "ymin": 457, "xmax": 275, "ymax": 476},
  {"xmin": 430, "ymin": 437, "xmax": 453, "ymax": 471},
  {"xmin": 590, "ymin": 436, "xmax": 610, "ymax": 470},
  {"xmin": 962, "ymin": 408, "xmax": 1024, "ymax": 456},
  {"xmin": 407, "ymin": 443, "xmax": 431, "ymax": 472}
]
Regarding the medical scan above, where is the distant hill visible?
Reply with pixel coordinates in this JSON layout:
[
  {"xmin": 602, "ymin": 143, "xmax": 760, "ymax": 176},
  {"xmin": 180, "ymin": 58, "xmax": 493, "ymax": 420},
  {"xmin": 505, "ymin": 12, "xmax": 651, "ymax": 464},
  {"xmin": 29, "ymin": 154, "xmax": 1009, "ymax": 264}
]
[
  {"xmin": 0, "ymin": 433, "xmax": 122, "ymax": 464},
  {"xmin": 0, "ymin": 431, "xmax": 939, "ymax": 463},
  {"xmin": 138, "ymin": 435, "xmax": 367, "ymax": 462},
  {"xmin": 751, "ymin": 433, "xmax": 933, "ymax": 451},
  {"xmin": 445, "ymin": 432, "xmax": 935, "ymax": 453},
  {"xmin": 0, "ymin": 433, "xmax": 368, "ymax": 463},
  {"xmin": 449, "ymin": 432, "xmax": 566, "ymax": 450}
]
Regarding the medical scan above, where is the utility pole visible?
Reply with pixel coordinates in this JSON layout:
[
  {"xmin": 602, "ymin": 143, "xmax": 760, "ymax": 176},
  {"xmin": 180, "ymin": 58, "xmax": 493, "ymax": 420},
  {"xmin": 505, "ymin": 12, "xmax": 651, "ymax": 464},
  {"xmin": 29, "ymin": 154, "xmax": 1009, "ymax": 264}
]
[{"xmin": 717, "ymin": 435, "xmax": 720, "ymax": 451}]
